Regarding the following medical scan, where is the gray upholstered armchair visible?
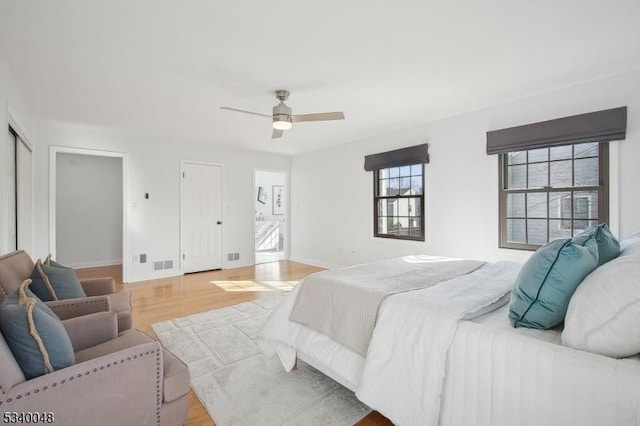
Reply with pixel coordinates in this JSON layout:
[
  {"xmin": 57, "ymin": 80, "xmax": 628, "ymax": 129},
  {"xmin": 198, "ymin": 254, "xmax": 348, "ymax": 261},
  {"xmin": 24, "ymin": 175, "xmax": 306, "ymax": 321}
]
[
  {"xmin": 0, "ymin": 309, "xmax": 190, "ymax": 425},
  {"xmin": 0, "ymin": 250, "xmax": 132, "ymax": 332}
]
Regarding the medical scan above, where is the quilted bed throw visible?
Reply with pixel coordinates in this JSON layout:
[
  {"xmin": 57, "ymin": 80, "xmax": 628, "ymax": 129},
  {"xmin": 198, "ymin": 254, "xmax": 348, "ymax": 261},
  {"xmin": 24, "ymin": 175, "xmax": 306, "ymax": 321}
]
[{"xmin": 289, "ymin": 256, "xmax": 485, "ymax": 355}]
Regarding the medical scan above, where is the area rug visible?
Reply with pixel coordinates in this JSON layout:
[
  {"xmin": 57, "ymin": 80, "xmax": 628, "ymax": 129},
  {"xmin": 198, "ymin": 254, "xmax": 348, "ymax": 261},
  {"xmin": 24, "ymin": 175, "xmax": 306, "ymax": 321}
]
[{"xmin": 151, "ymin": 294, "xmax": 371, "ymax": 426}]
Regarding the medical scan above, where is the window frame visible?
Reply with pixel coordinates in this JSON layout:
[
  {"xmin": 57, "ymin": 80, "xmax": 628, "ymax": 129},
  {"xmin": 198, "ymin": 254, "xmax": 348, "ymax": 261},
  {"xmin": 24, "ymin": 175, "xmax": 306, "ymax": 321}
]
[
  {"xmin": 498, "ymin": 142, "xmax": 609, "ymax": 250},
  {"xmin": 373, "ymin": 163, "xmax": 425, "ymax": 242}
]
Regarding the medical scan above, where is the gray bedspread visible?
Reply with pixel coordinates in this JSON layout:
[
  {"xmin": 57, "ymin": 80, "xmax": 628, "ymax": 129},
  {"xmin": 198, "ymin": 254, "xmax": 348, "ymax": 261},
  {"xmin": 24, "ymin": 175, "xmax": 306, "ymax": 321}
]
[{"xmin": 289, "ymin": 255, "xmax": 485, "ymax": 355}]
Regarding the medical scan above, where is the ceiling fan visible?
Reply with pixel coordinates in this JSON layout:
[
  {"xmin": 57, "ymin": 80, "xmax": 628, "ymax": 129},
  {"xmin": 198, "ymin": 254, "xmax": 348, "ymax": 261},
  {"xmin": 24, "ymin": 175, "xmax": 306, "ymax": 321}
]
[{"xmin": 220, "ymin": 90, "xmax": 345, "ymax": 139}]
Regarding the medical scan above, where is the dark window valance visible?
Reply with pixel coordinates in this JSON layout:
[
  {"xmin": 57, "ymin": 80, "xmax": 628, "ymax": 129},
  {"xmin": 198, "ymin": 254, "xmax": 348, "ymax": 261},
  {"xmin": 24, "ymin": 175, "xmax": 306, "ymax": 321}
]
[
  {"xmin": 364, "ymin": 143, "xmax": 429, "ymax": 171},
  {"xmin": 486, "ymin": 107, "xmax": 627, "ymax": 155}
]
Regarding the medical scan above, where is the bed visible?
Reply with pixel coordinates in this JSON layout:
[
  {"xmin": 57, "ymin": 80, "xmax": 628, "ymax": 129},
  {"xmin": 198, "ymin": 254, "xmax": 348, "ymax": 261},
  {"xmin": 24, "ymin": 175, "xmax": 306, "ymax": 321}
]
[{"xmin": 259, "ymin": 234, "xmax": 640, "ymax": 426}]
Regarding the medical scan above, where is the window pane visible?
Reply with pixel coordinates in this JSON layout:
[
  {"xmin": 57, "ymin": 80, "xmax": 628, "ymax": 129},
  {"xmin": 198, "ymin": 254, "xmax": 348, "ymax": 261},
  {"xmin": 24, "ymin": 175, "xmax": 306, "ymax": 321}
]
[
  {"xmin": 527, "ymin": 219, "xmax": 548, "ymax": 245},
  {"xmin": 508, "ymin": 165, "xmax": 526, "ymax": 189},
  {"xmin": 378, "ymin": 199, "xmax": 388, "ymax": 216},
  {"xmin": 399, "ymin": 166, "xmax": 411, "ymax": 177},
  {"xmin": 549, "ymin": 220, "xmax": 572, "ymax": 241},
  {"xmin": 389, "ymin": 167, "xmax": 399, "ymax": 178},
  {"xmin": 528, "ymin": 148, "xmax": 548, "ymax": 163},
  {"xmin": 399, "ymin": 177, "xmax": 411, "ymax": 193},
  {"xmin": 507, "ymin": 193, "xmax": 525, "ymax": 218},
  {"xmin": 386, "ymin": 217, "xmax": 397, "ymax": 235},
  {"xmin": 574, "ymin": 158, "xmax": 598, "ymax": 186},
  {"xmin": 378, "ymin": 178, "xmax": 388, "ymax": 196},
  {"xmin": 378, "ymin": 168, "xmax": 389, "ymax": 179},
  {"xmin": 507, "ymin": 219, "xmax": 526, "ymax": 244},
  {"xmin": 549, "ymin": 160, "xmax": 572, "ymax": 188},
  {"xmin": 409, "ymin": 218, "xmax": 422, "ymax": 237},
  {"xmin": 410, "ymin": 164, "xmax": 422, "ymax": 176},
  {"xmin": 508, "ymin": 151, "xmax": 526, "ymax": 165},
  {"xmin": 388, "ymin": 178, "xmax": 400, "ymax": 195},
  {"xmin": 396, "ymin": 198, "xmax": 409, "ymax": 216},
  {"xmin": 574, "ymin": 219, "xmax": 597, "ymax": 234},
  {"xmin": 387, "ymin": 200, "xmax": 396, "ymax": 217},
  {"xmin": 550, "ymin": 145, "xmax": 573, "ymax": 160},
  {"xmin": 574, "ymin": 142, "xmax": 598, "ymax": 158},
  {"xmin": 410, "ymin": 176, "xmax": 423, "ymax": 195},
  {"xmin": 527, "ymin": 193, "xmax": 547, "ymax": 218},
  {"xmin": 575, "ymin": 191, "xmax": 598, "ymax": 219},
  {"xmin": 408, "ymin": 197, "xmax": 420, "ymax": 217},
  {"xmin": 528, "ymin": 163, "xmax": 548, "ymax": 188},
  {"xmin": 549, "ymin": 191, "xmax": 571, "ymax": 218},
  {"xmin": 398, "ymin": 217, "xmax": 410, "ymax": 235}
]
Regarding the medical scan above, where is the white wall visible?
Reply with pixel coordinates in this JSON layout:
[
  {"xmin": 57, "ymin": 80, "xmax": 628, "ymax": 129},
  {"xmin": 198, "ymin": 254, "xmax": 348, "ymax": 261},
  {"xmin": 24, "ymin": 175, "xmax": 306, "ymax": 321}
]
[
  {"xmin": 290, "ymin": 70, "xmax": 640, "ymax": 269},
  {"xmin": 56, "ymin": 153, "xmax": 123, "ymax": 267},
  {"xmin": 32, "ymin": 122, "xmax": 290, "ymax": 282},
  {"xmin": 0, "ymin": 52, "xmax": 33, "ymax": 255}
]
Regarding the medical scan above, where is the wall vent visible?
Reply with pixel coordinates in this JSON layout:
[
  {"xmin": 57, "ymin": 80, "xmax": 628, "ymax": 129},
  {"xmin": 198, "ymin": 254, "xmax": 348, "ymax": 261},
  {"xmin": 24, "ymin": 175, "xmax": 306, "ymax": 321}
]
[
  {"xmin": 164, "ymin": 260, "xmax": 173, "ymax": 269},
  {"xmin": 227, "ymin": 253, "xmax": 234, "ymax": 261},
  {"xmin": 233, "ymin": 253, "xmax": 240, "ymax": 261},
  {"xmin": 153, "ymin": 261, "xmax": 164, "ymax": 271},
  {"xmin": 140, "ymin": 254, "xmax": 147, "ymax": 263}
]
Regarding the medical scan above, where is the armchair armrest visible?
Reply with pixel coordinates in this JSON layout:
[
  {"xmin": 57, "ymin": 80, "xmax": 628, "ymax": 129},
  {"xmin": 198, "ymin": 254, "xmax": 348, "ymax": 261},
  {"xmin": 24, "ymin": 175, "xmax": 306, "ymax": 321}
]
[
  {"xmin": 46, "ymin": 295, "xmax": 111, "ymax": 320},
  {"xmin": 63, "ymin": 311, "xmax": 118, "ymax": 352},
  {"xmin": 79, "ymin": 277, "xmax": 116, "ymax": 296},
  {"xmin": 2, "ymin": 341, "xmax": 163, "ymax": 426}
]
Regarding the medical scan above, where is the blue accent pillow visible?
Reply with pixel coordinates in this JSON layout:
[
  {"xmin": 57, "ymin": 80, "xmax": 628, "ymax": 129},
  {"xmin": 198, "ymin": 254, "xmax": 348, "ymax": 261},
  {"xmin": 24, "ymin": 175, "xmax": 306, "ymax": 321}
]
[
  {"xmin": 29, "ymin": 259, "xmax": 86, "ymax": 302},
  {"xmin": 574, "ymin": 223, "xmax": 620, "ymax": 266},
  {"xmin": 509, "ymin": 237, "xmax": 599, "ymax": 329},
  {"xmin": 0, "ymin": 280, "xmax": 75, "ymax": 379}
]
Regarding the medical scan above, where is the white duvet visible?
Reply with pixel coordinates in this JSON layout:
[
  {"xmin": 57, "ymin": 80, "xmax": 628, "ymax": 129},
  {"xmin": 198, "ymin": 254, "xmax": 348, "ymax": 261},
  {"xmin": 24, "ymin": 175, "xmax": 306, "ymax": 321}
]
[{"xmin": 259, "ymin": 259, "xmax": 521, "ymax": 425}]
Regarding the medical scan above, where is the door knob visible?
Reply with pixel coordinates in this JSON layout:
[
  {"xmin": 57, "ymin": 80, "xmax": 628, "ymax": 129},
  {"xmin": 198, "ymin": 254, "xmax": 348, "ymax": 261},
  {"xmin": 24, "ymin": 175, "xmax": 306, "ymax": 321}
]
[{"xmin": 217, "ymin": 221, "xmax": 222, "ymax": 225}]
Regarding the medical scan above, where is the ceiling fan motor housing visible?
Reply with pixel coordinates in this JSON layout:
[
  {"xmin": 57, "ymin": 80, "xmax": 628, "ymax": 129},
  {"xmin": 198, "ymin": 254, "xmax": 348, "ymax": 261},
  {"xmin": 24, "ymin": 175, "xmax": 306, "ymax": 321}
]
[{"xmin": 273, "ymin": 103, "xmax": 292, "ymax": 125}]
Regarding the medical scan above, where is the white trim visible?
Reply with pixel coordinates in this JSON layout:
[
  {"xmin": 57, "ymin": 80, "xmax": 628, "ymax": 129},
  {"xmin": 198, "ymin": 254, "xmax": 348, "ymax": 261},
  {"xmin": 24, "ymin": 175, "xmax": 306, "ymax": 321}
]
[
  {"xmin": 289, "ymin": 255, "xmax": 340, "ymax": 270},
  {"xmin": 49, "ymin": 146, "xmax": 129, "ymax": 281},
  {"xmin": 65, "ymin": 259, "xmax": 123, "ymax": 269},
  {"xmin": 7, "ymin": 105, "xmax": 33, "ymax": 151},
  {"xmin": 179, "ymin": 159, "xmax": 224, "ymax": 273}
]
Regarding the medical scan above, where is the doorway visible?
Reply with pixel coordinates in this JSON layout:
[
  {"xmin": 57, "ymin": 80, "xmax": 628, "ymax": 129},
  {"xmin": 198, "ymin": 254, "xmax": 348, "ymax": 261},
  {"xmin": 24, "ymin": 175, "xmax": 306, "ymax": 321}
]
[
  {"xmin": 254, "ymin": 170, "xmax": 287, "ymax": 264},
  {"xmin": 181, "ymin": 161, "xmax": 223, "ymax": 273},
  {"xmin": 49, "ymin": 147, "xmax": 127, "ymax": 279}
]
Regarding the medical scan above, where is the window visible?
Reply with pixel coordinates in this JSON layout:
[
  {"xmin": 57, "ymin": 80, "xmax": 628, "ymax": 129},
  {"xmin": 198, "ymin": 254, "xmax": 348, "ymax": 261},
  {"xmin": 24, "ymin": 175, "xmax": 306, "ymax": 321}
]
[
  {"xmin": 499, "ymin": 142, "xmax": 608, "ymax": 250},
  {"xmin": 374, "ymin": 163, "xmax": 424, "ymax": 241}
]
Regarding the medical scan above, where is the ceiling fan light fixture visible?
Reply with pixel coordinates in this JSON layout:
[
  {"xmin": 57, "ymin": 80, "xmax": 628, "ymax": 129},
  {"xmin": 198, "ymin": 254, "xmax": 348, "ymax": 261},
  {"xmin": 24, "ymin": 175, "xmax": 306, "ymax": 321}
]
[{"xmin": 272, "ymin": 119, "xmax": 292, "ymax": 130}]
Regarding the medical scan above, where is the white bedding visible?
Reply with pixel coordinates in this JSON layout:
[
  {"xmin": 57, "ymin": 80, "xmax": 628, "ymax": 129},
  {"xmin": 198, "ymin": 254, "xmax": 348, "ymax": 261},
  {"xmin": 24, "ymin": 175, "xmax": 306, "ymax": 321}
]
[{"xmin": 259, "ymin": 258, "xmax": 640, "ymax": 426}]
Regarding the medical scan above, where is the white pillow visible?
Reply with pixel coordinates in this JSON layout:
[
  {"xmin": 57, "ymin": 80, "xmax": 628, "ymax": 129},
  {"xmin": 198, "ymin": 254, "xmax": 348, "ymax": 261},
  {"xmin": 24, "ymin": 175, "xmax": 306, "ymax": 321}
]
[{"xmin": 562, "ymin": 232, "xmax": 640, "ymax": 358}]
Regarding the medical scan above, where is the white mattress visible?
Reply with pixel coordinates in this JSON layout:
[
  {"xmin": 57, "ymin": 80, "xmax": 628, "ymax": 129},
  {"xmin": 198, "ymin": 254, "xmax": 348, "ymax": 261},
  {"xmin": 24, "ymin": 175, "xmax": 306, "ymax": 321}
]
[
  {"xmin": 441, "ymin": 304, "xmax": 640, "ymax": 426},
  {"xmin": 261, "ymin": 287, "xmax": 640, "ymax": 425}
]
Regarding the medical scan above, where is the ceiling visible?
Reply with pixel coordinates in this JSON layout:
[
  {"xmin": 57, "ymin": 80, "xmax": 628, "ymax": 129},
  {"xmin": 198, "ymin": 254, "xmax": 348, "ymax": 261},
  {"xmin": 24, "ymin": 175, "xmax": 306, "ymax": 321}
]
[{"xmin": 1, "ymin": 1, "xmax": 639, "ymax": 156}]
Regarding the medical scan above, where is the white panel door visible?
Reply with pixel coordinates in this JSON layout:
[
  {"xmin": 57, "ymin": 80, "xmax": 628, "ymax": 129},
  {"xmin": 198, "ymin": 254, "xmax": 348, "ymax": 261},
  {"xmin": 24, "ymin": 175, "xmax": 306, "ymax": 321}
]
[{"xmin": 182, "ymin": 163, "xmax": 223, "ymax": 273}]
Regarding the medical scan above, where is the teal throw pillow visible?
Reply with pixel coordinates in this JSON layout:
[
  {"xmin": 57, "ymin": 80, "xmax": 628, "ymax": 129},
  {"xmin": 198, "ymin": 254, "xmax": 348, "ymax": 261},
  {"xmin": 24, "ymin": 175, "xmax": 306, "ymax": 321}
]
[
  {"xmin": 0, "ymin": 279, "xmax": 75, "ymax": 379},
  {"xmin": 509, "ymin": 236, "xmax": 599, "ymax": 329},
  {"xmin": 30, "ymin": 259, "xmax": 86, "ymax": 302},
  {"xmin": 574, "ymin": 223, "xmax": 620, "ymax": 266}
]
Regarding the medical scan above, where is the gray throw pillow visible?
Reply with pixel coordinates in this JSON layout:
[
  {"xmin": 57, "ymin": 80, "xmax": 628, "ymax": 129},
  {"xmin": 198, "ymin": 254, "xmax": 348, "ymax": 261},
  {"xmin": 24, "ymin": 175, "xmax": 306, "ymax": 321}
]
[
  {"xmin": 0, "ymin": 279, "xmax": 75, "ymax": 379},
  {"xmin": 29, "ymin": 259, "xmax": 86, "ymax": 302}
]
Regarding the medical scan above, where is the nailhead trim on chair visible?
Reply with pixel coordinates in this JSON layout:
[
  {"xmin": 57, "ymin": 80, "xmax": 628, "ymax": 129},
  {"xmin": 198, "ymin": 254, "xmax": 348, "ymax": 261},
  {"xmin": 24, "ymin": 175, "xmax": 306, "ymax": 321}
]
[
  {"xmin": 0, "ymin": 348, "xmax": 162, "ymax": 425},
  {"xmin": 49, "ymin": 299, "xmax": 110, "ymax": 311}
]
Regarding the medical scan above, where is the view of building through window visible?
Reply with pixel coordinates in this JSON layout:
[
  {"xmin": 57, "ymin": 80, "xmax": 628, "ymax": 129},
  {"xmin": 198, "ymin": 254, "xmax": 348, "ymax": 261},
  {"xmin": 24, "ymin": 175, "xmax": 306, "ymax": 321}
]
[
  {"xmin": 375, "ymin": 164, "xmax": 424, "ymax": 240},
  {"xmin": 501, "ymin": 142, "xmax": 605, "ymax": 249}
]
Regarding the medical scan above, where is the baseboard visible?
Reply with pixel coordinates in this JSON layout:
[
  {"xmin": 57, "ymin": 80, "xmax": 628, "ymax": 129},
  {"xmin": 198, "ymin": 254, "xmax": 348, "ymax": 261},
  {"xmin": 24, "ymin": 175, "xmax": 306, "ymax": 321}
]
[
  {"xmin": 288, "ymin": 256, "xmax": 341, "ymax": 270},
  {"xmin": 67, "ymin": 259, "xmax": 122, "ymax": 269},
  {"xmin": 124, "ymin": 269, "xmax": 182, "ymax": 284}
]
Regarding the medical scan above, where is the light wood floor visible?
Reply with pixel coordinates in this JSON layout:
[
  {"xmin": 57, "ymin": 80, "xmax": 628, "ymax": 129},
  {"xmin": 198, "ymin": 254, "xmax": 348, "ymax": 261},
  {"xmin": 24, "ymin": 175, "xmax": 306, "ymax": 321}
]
[{"xmin": 76, "ymin": 261, "xmax": 392, "ymax": 426}]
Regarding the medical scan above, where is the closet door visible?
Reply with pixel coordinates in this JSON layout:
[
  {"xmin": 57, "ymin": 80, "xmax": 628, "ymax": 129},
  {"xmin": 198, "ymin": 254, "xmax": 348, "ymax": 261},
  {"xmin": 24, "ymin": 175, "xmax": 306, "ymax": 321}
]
[
  {"xmin": 7, "ymin": 128, "xmax": 16, "ymax": 251},
  {"xmin": 16, "ymin": 138, "xmax": 32, "ymax": 253}
]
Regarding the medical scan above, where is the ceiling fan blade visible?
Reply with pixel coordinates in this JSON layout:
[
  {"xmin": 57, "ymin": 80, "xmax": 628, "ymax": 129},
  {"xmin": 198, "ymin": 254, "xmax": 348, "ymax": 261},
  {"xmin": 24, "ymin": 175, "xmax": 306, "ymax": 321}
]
[
  {"xmin": 290, "ymin": 112, "xmax": 345, "ymax": 122},
  {"xmin": 272, "ymin": 129, "xmax": 284, "ymax": 139},
  {"xmin": 220, "ymin": 106, "xmax": 272, "ymax": 119}
]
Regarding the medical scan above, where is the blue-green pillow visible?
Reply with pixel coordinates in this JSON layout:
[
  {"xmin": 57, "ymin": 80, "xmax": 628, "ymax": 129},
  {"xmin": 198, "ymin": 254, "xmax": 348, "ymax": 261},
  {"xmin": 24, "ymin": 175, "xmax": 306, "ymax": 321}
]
[
  {"xmin": 575, "ymin": 223, "xmax": 620, "ymax": 266},
  {"xmin": 509, "ymin": 237, "xmax": 599, "ymax": 329},
  {"xmin": 0, "ymin": 280, "xmax": 75, "ymax": 379},
  {"xmin": 29, "ymin": 259, "xmax": 86, "ymax": 302}
]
